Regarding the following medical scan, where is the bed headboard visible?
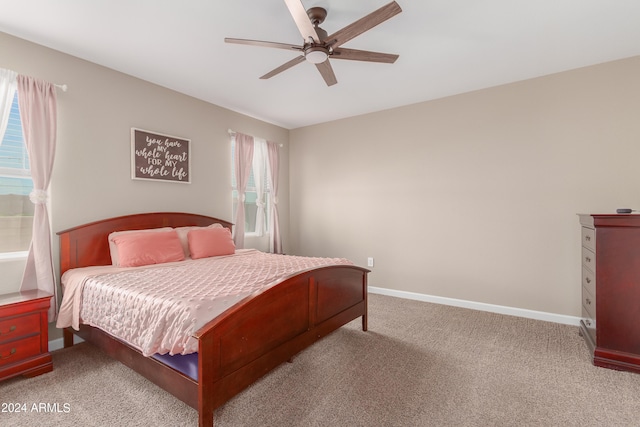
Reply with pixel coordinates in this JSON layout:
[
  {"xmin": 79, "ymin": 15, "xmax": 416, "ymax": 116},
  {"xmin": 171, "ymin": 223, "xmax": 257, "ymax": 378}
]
[{"xmin": 57, "ymin": 212, "xmax": 234, "ymax": 275}]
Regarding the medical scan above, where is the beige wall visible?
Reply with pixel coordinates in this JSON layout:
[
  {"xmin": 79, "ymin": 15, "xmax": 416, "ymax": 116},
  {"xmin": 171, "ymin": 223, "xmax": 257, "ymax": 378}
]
[
  {"xmin": 289, "ymin": 56, "xmax": 640, "ymax": 317},
  {"xmin": 0, "ymin": 31, "xmax": 290, "ymax": 297}
]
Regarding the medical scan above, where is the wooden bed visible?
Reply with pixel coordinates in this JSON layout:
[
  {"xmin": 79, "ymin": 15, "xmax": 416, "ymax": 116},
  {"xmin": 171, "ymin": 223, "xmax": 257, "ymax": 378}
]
[{"xmin": 57, "ymin": 212, "xmax": 369, "ymax": 426}]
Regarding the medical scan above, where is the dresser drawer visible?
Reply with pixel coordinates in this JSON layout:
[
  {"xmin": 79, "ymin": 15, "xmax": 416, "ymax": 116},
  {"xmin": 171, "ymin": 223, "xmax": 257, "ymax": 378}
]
[
  {"xmin": 582, "ymin": 286, "xmax": 596, "ymax": 319},
  {"xmin": 581, "ymin": 226, "xmax": 596, "ymax": 252},
  {"xmin": 582, "ymin": 247, "xmax": 596, "ymax": 273},
  {"xmin": 582, "ymin": 266, "xmax": 596, "ymax": 297},
  {"xmin": 0, "ymin": 313, "xmax": 40, "ymax": 343},
  {"xmin": 581, "ymin": 308, "xmax": 597, "ymax": 343},
  {"xmin": 0, "ymin": 334, "xmax": 41, "ymax": 368}
]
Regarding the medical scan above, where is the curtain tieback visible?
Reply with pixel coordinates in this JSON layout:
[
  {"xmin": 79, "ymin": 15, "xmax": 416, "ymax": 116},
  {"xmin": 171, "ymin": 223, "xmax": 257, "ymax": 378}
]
[
  {"xmin": 272, "ymin": 196, "xmax": 278, "ymax": 205},
  {"xmin": 29, "ymin": 189, "xmax": 48, "ymax": 204}
]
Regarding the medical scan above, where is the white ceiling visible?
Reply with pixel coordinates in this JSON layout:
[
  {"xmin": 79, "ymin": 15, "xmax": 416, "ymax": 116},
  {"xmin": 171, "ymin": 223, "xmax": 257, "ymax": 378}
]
[{"xmin": 1, "ymin": 0, "xmax": 639, "ymax": 129}]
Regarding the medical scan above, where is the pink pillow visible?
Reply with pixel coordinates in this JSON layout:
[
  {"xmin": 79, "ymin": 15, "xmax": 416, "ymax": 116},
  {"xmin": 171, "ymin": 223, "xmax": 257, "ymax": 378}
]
[
  {"xmin": 174, "ymin": 223, "xmax": 223, "ymax": 258},
  {"xmin": 187, "ymin": 227, "xmax": 235, "ymax": 259},
  {"xmin": 111, "ymin": 230, "xmax": 185, "ymax": 267},
  {"xmin": 108, "ymin": 227, "xmax": 172, "ymax": 266}
]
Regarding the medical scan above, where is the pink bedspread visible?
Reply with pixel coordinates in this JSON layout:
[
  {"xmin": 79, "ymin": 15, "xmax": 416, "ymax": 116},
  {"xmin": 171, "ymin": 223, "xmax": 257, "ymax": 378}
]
[{"xmin": 56, "ymin": 249, "xmax": 353, "ymax": 356}]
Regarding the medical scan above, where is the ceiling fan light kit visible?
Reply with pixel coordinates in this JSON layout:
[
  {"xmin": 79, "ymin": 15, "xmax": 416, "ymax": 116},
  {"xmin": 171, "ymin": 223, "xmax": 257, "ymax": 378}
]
[
  {"xmin": 304, "ymin": 46, "xmax": 329, "ymax": 64},
  {"xmin": 225, "ymin": 0, "xmax": 402, "ymax": 86}
]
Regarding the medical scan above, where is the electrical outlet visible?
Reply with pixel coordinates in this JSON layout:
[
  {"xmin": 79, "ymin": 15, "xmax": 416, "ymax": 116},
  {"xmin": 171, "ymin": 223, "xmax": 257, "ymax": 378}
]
[{"xmin": 367, "ymin": 257, "xmax": 374, "ymax": 267}]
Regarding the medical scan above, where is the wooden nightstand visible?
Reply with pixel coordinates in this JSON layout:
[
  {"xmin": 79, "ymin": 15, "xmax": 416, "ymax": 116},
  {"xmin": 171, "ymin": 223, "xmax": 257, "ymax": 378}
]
[{"xmin": 0, "ymin": 290, "xmax": 53, "ymax": 381}]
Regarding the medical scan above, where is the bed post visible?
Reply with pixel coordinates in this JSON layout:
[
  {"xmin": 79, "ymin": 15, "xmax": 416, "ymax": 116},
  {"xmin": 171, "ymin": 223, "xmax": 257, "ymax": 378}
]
[
  {"xmin": 198, "ymin": 333, "xmax": 216, "ymax": 426},
  {"xmin": 362, "ymin": 274, "xmax": 368, "ymax": 331},
  {"xmin": 63, "ymin": 328, "xmax": 75, "ymax": 347}
]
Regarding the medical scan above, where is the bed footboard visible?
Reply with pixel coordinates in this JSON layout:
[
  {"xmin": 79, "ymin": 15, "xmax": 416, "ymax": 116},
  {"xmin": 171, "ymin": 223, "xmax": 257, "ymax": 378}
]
[{"xmin": 195, "ymin": 264, "xmax": 368, "ymax": 426}]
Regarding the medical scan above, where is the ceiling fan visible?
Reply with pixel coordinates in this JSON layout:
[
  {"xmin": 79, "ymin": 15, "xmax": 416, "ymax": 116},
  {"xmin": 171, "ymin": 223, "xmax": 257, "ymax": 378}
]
[{"xmin": 224, "ymin": 0, "xmax": 402, "ymax": 86}]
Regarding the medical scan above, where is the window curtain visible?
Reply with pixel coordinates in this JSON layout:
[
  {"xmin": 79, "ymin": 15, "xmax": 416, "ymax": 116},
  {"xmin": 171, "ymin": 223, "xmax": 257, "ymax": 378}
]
[
  {"xmin": 17, "ymin": 75, "xmax": 58, "ymax": 322},
  {"xmin": 252, "ymin": 139, "xmax": 267, "ymax": 237},
  {"xmin": 0, "ymin": 68, "xmax": 17, "ymax": 145},
  {"xmin": 233, "ymin": 132, "xmax": 254, "ymax": 248},
  {"xmin": 266, "ymin": 141, "xmax": 282, "ymax": 254}
]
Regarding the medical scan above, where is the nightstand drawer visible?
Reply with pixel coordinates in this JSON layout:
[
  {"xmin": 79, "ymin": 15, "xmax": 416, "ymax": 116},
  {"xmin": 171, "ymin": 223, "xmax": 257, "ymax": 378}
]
[
  {"xmin": 0, "ymin": 313, "xmax": 40, "ymax": 343},
  {"xmin": 0, "ymin": 334, "xmax": 41, "ymax": 368}
]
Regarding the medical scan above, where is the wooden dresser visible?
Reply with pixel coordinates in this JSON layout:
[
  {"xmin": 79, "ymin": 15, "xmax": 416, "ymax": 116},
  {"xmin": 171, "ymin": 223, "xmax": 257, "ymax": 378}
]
[
  {"xmin": 578, "ymin": 214, "xmax": 640, "ymax": 373},
  {"xmin": 0, "ymin": 290, "xmax": 53, "ymax": 381}
]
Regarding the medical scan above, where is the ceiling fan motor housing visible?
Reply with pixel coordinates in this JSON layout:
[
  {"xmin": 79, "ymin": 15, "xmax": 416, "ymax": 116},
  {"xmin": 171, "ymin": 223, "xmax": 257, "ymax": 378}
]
[{"xmin": 303, "ymin": 7, "xmax": 330, "ymax": 63}]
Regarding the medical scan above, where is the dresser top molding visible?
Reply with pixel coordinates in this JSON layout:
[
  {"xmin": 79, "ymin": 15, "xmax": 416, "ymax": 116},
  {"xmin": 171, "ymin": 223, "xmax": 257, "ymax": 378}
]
[{"xmin": 578, "ymin": 213, "xmax": 640, "ymax": 228}]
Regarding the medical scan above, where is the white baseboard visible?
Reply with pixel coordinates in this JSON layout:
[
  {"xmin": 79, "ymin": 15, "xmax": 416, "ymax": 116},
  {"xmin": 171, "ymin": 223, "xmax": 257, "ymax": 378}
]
[
  {"xmin": 49, "ymin": 337, "xmax": 64, "ymax": 352},
  {"xmin": 368, "ymin": 286, "xmax": 581, "ymax": 326},
  {"xmin": 49, "ymin": 336, "xmax": 84, "ymax": 352}
]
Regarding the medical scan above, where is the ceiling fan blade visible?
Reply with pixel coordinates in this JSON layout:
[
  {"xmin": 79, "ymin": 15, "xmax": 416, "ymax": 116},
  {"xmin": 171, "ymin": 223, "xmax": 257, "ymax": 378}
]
[
  {"xmin": 225, "ymin": 38, "xmax": 303, "ymax": 52},
  {"xmin": 284, "ymin": 0, "xmax": 321, "ymax": 43},
  {"xmin": 331, "ymin": 47, "xmax": 399, "ymax": 63},
  {"xmin": 260, "ymin": 55, "xmax": 306, "ymax": 80},
  {"xmin": 325, "ymin": 1, "xmax": 402, "ymax": 49},
  {"xmin": 315, "ymin": 60, "xmax": 338, "ymax": 86}
]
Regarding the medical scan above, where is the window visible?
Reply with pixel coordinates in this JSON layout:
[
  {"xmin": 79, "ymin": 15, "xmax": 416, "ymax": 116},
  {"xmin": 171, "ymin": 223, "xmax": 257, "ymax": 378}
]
[
  {"xmin": 231, "ymin": 136, "xmax": 271, "ymax": 236},
  {"xmin": 0, "ymin": 92, "xmax": 33, "ymax": 255}
]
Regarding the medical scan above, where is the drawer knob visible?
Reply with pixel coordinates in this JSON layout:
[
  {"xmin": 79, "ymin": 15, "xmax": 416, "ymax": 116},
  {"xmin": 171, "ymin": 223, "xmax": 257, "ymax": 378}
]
[
  {"xmin": 585, "ymin": 257, "xmax": 591, "ymax": 263},
  {"xmin": 1, "ymin": 348, "xmax": 17, "ymax": 360},
  {"xmin": 586, "ymin": 236, "xmax": 591, "ymax": 241},
  {"xmin": 586, "ymin": 277, "xmax": 591, "ymax": 284},
  {"xmin": 0, "ymin": 325, "xmax": 17, "ymax": 336},
  {"xmin": 586, "ymin": 298, "xmax": 592, "ymax": 305}
]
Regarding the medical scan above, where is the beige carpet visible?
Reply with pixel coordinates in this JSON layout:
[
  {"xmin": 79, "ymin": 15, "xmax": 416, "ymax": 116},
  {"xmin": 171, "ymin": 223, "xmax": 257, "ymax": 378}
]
[{"xmin": 2, "ymin": 293, "xmax": 639, "ymax": 426}]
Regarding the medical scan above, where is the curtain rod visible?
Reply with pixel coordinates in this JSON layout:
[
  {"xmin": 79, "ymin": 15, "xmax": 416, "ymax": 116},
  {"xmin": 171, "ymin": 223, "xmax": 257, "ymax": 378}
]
[
  {"xmin": 1, "ymin": 67, "xmax": 68, "ymax": 92},
  {"xmin": 228, "ymin": 129, "xmax": 283, "ymax": 147}
]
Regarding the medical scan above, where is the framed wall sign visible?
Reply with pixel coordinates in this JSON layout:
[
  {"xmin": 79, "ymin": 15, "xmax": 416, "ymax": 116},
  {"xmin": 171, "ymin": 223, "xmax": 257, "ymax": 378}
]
[{"xmin": 131, "ymin": 128, "xmax": 191, "ymax": 183}]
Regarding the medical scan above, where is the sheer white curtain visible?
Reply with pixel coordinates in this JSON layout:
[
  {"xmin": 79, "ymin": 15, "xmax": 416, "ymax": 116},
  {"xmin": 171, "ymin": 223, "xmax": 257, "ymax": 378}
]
[
  {"xmin": 252, "ymin": 138, "xmax": 267, "ymax": 236},
  {"xmin": 266, "ymin": 141, "xmax": 282, "ymax": 254},
  {"xmin": 0, "ymin": 68, "xmax": 17, "ymax": 145},
  {"xmin": 233, "ymin": 132, "xmax": 254, "ymax": 248},
  {"xmin": 17, "ymin": 75, "xmax": 58, "ymax": 322}
]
